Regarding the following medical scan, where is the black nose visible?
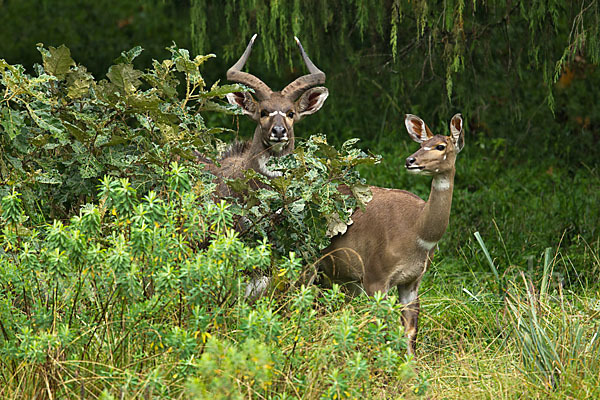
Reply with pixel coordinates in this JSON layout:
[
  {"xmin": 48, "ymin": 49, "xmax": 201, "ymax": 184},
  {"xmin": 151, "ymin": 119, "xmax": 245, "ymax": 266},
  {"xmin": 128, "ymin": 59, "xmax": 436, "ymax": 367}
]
[
  {"xmin": 271, "ymin": 126, "xmax": 286, "ymax": 137},
  {"xmin": 405, "ymin": 157, "xmax": 416, "ymax": 167}
]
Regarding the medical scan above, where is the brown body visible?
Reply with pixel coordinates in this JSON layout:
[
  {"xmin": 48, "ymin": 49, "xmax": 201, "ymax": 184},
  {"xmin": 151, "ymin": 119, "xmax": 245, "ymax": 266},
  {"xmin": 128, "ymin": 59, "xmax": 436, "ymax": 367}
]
[{"xmin": 322, "ymin": 113, "xmax": 464, "ymax": 355}]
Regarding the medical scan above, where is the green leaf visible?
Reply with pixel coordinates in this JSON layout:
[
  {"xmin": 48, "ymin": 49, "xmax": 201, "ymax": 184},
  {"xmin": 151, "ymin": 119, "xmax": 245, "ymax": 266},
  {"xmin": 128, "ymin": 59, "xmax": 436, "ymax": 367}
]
[
  {"xmin": 106, "ymin": 64, "xmax": 143, "ymax": 93},
  {"xmin": 175, "ymin": 57, "xmax": 197, "ymax": 74},
  {"xmin": 78, "ymin": 155, "xmax": 103, "ymax": 179},
  {"xmin": 113, "ymin": 46, "xmax": 144, "ymax": 64},
  {"xmin": 36, "ymin": 171, "xmax": 62, "ymax": 184},
  {"xmin": 199, "ymin": 101, "xmax": 242, "ymax": 114},
  {"xmin": 30, "ymin": 134, "xmax": 49, "ymax": 147},
  {"xmin": 200, "ymin": 83, "xmax": 247, "ymax": 99},
  {"xmin": 351, "ymin": 184, "xmax": 373, "ymax": 208},
  {"xmin": 326, "ymin": 212, "xmax": 351, "ymax": 238},
  {"xmin": 124, "ymin": 93, "xmax": 161, "ymax": 113},
  {"xmin": 63, "ymin": 121, "xmax": 89, "ymax": 142},
  {"xmin": 1, "ymin": 108, "xmax": 26, "ymax": 140},
  {"xmin": 194, "ymin": 54, "xmax": 216, "ymax": 66},
  {"xmin": 31, "ymin": 110, "xmax": 67, "ymax": 141},
  {"xmin": 66, "ymin": 66, "xmax": 94, "ymax": 99},
  {"xmin": 225, "ymin": 177, "xmax": 251, "ymax": 196},
  {"xmin": 42, "ymin": 45, "xmax": 76, "ymax": 79},
  {"xmin": 289, "ymin": 199, "xmax": 305, "ymax": 213},
  {"xmin": 205, "ymin": 127, "xmax": 231, "ymax": 135},
  {"xmin": 94, "ymin": 81, "xmax": 120, "ymax": 104},
  {"xmin": 144, "ymin": 74, "xmax": 178, "ymax": 98}
]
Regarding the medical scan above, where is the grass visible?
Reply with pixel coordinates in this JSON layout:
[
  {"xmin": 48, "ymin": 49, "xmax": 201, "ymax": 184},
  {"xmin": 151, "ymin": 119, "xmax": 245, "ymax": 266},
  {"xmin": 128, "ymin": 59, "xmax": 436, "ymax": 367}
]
[
  {"xmin": 1, "ymin": 246, "xmax": 598, "ymax": 399},
  {"xmin": 413, "ymin": 243, "xmax": 600, "ymax": 399}
]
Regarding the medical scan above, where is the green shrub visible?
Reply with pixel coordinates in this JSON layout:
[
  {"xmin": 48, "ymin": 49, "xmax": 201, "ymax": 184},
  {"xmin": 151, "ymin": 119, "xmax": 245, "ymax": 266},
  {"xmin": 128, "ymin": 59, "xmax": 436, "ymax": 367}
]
[
  {"xmin": 0, "ymin": 160, "xmax": 421, "ymax": 398},
  {"xmin": 0, "ymin": 44, "xmax": 238, "ymax": 218}
]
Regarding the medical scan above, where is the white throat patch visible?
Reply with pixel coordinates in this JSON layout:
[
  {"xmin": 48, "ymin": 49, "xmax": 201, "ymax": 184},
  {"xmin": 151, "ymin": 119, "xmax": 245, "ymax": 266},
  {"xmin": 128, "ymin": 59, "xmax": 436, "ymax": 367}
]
[
  {"xmin": 257, "ymin": 154, "xmax": 282, "ymax": 178},
  {"xmin": 433, "ymin": 176, "xmax": 450, "ymax": 191}
]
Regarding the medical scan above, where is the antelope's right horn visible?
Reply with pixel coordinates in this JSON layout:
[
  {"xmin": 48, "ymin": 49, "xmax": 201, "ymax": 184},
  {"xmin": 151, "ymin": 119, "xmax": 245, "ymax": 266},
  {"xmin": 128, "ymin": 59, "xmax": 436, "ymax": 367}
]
[{"xmin": 227, "ymin": 34, "xmax": 273, "ymax": 100}]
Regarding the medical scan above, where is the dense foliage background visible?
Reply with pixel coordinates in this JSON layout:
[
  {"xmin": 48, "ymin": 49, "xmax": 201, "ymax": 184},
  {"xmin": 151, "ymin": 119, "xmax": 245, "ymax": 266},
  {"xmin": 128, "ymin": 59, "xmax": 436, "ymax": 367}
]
[{"xmin": 1, "ymin": 0, "xmax": 599, "ymax": 398}]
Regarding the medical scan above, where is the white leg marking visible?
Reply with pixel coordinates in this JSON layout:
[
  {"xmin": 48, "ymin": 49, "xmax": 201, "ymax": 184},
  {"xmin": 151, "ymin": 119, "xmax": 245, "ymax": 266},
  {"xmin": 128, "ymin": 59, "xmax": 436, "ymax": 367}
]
[
  {"xmin": 398, "ymin": 287, "xmax": 418, "ymax": 305},
  {"xmin": 245, "ymin": 276, "xmax": 271, "ymax": 300},
  {"xmin": 416, "ymin": 237, "xmax": 437, "ymax": 251}
]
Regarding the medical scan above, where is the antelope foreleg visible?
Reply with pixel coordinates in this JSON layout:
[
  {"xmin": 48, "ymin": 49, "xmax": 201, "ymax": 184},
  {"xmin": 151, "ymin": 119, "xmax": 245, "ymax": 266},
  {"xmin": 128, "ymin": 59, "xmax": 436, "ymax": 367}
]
[
  {"xmin": 401, "ymin": 297, "xmax": 420, "ymax": 355},
  {"xmin": 397, "ymin": 283, "xmax": 420, "ymax": 355}
]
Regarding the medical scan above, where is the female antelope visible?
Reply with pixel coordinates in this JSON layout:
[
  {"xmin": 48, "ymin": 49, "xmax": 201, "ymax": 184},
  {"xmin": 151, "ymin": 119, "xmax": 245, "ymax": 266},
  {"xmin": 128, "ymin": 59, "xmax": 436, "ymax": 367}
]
[{"xmin": 322, "ymin": 113, "xmax": 465, "ymax": 354}]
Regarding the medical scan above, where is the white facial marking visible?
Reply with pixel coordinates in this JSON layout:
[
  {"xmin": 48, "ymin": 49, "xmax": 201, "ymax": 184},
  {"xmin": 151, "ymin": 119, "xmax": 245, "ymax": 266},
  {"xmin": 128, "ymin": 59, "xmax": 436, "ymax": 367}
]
[
  {"xmin": 417, "ymin": 237, "xmax": 437, "ymax": 251},
  {"xmin": 443, "ymin": 154, "xmax": 447, "ymax": 160},
  {"xmin": 423, "ymin": 147, "xmax": 431, "ymax": 151},
  {"xmin": 270, "ymin": 134, "xmax": 288, "ymax": 141},
  {"xmin": 268, "ymin": 110, "xmax": 287, "ymax": 117},
  {"xmin": 433, "ymin": 176, "xmax": 450, "ymax": 191}
]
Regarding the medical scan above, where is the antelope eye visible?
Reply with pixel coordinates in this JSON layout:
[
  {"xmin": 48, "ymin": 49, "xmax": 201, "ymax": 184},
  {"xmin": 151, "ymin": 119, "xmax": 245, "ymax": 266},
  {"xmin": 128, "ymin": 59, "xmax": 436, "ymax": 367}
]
[
  {"xmin": 435, "ymin": 144, "xmax": 446, "ymax": 151},
  {"xmin": 260, "ymin": 110, "xmax": 268, "ymax": 118},
  {"xmin": 287, "ymin": 111, "xmax": 295, "ymax": 118}
]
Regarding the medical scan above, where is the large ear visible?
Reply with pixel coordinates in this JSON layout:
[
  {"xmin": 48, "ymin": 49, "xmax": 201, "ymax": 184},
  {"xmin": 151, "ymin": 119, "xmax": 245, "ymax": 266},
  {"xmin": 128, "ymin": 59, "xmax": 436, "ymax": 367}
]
[
  {"xmin": 404, "ymin": 114, "xmax": 433, "ymax": 143},
  {"xmin": 226, "ymin": 91, "xmax": 259, "ymax": 120},
  {"xmin": 449, "ymin": 113, "xmax": 464, "ymax": 152},
  {"xmin": 294, "ymin": 87, "xmax": 329, "ymax": 119}
]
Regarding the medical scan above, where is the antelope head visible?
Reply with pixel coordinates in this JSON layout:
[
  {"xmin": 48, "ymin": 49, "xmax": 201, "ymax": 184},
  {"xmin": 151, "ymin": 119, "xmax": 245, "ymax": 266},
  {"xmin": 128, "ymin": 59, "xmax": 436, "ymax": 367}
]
[
  {"xmin": 404, "ymin": 113, "xmax": 464, "ymax": 175},
  {"xmin": 226, "ymin": 34, "xmax": 329, "ymax": 156}
]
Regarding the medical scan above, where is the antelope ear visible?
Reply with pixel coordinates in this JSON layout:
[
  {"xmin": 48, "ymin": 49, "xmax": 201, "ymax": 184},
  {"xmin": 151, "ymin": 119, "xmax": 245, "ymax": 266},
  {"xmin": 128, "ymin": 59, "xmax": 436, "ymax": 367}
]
[
  {"xmin": 226, "ymin": 92, "xmax": 259, "ymax": 120},
  {"xmin": 404, "ymin": 114, "xmax": 433, "ymax": 143},
  {"xmin": 295, "ymin": 87, "xmax": 329, "ymax": 119},
  {"xmin": 449, "ymin": 113, "xmax": 464, "ymax": 152}
]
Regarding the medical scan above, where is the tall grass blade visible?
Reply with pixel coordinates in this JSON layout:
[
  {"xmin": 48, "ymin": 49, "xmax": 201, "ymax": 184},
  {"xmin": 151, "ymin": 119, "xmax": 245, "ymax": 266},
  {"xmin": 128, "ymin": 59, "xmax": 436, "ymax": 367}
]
[
  {"xmin": 539, "ymin": 247, "xmax": 553, "ymax": 303},
  {"xmin": 474, "ymin": 231, "xmax": 500, "ymax": 282}
]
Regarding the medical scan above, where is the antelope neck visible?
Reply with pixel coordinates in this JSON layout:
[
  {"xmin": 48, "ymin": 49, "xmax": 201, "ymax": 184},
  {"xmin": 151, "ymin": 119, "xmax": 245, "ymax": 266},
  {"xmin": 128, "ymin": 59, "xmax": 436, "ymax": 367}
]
[
  {"xmin": 416, "ymin": 168, "xmax": 455, "ymax": 243},
  {"xmin": 247, "ymin": 125, "xmax": 290, "ymax": 178}
]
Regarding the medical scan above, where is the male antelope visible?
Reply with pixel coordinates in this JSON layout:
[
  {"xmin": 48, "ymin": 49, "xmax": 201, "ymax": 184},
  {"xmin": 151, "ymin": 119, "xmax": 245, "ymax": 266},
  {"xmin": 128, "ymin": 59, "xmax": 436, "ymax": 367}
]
[
  {"xmin": 321, "ymin": 113, "xmax": 464, "ymax": 354},
  {"xmin": 203, "ymin": 35, "xmax": 328, "ymax": 299},
  {"xmin": 204, "ymin": 34, "xmax": 328, "ymax": 197}
]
